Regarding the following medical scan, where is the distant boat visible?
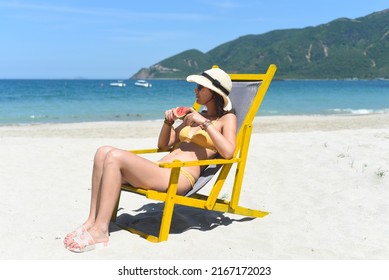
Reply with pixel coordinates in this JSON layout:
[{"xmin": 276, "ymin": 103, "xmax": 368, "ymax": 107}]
[
  {"xmin": 110, "ymin": 81, "xmax": 126, "ymax": 87},
  {"xmin": 134, "ymin": 80, "xmax": 152, "ymax": 88}
]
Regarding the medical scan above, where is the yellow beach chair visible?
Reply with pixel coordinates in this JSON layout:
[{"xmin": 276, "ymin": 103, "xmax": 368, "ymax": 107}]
[{"xmin": 111, "ymin": 64, "xmax": 277, "ymax": 242}]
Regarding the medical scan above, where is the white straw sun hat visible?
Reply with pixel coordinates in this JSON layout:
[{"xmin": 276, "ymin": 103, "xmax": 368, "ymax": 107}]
[{"xmin": 186, "ymin": 68, "xmax": 232, "ymax": 111}]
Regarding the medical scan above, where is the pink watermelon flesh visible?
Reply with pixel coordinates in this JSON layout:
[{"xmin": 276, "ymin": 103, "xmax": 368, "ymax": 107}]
[{"xmin": 173, "ymin": 107, "xmax": 191, "ymax": 119}]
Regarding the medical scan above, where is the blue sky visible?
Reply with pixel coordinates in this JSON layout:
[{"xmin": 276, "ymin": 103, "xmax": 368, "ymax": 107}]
[{"xmin": 1, "ymin": 0, "xmax": 388, "ymax": 79}]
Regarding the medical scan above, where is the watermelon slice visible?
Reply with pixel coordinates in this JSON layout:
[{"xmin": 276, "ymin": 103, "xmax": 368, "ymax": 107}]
[{"xmin": 173, "ymin": 106, "xmax": 191, "ymax": 119}]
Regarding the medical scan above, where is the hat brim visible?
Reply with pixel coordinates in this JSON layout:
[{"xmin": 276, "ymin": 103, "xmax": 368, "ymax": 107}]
[{"xmin": 186, "ymin": 74, "xmax": 232, "ymax": 111}]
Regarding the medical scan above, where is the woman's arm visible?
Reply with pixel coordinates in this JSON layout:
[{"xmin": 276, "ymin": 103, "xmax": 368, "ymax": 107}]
[
  {"xmin": 157, "ymin": 109, "xmax": 180, "ymax": 150},
  {"xmin": 204, "ymin": 113, "xmax": 236, "ymax": 159},
  {"xmin": 184, "ymin": 110, "xmax": 237, "ymax": 159}
]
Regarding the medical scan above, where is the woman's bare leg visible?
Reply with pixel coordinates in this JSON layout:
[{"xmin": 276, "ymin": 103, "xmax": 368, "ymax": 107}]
[
  {"xmin": 85, "ymin": 146, "xmax": 116, "ymax": 227},
  {"xmin": 64, "ymin": 146, "xmax": 114, "ymax": 245},
  {"xmin": 67, "ymin": 147, "xmax": 192, "ymax": 250}
]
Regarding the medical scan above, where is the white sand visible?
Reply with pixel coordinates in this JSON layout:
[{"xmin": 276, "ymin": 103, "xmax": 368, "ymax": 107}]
[{"xmin": 0, "ymin": 114, "xmax": 388, "ymax": 260}]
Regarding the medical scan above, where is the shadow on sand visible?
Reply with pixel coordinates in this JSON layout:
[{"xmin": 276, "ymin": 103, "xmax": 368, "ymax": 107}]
[{"xmin": 110, "ymin": 202, "xmax": 254, "ymax": 238}]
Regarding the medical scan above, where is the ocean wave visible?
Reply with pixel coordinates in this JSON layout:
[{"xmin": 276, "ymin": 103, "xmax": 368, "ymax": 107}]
[
  {"xmin": 329, "ymin": 108, "xmax": 389, "ymax": 115},
  {"xmin": 29, "ymin": 114, "xmax": 50, "ymax": 119}
]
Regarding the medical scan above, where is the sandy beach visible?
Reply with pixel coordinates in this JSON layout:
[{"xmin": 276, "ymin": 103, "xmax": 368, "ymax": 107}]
[{"xmin": 1, "ymin": 114, "xmax": 389, "ymax": 260}]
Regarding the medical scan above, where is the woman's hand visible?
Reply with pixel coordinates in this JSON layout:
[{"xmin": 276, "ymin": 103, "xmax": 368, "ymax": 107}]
[
  {"xmin": 183, "ymin": 108, "xmax": 207, "ymax": 126},
  {"xmin": 164, "ymin": 108, "xmax": 176, "ymax": 123}
]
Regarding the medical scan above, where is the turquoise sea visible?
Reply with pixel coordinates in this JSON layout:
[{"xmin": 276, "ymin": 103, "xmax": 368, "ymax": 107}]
[{"xmin": 0, "ymin": 79, "xmax": 388, "ymax": 125}]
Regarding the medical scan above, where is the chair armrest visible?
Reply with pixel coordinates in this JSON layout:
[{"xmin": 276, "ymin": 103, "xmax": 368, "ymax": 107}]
[
  {"xmin": 157, "ymin": 158, "xmax": 240, "ymax": 168},
  {"xmin": 128, "ymin": 149, "xmax": 239, "ymax": 168},
  {"xmin": 129, "ymin": 148, "xmax": 171, "ymax": 154}
]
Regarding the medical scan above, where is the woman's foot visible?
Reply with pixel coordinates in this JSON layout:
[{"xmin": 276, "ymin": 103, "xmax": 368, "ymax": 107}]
[
  {"xmin": 67, "ymin": 226, "xmax": 109, "ymax": 253},
  {"xmin": 63, "ymin": 220, "xmax": 95, "ymax": 248},
  {"xmin": 63, "ymin": 225, "xmax": 86, "ymax": 248}
]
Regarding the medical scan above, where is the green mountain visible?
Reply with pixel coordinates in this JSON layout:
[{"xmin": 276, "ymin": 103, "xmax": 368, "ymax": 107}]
[{"xmin": 131, "ymin": 9, "xmax": 389, "ymax": 79}]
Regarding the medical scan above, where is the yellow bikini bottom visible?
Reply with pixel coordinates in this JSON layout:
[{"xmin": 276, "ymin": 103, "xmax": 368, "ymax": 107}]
[
  {"xmin": 154, "ymin": 162, "xmax": 195, "ymax": 188},
  {"xmin": 178, "ymin": 168, "xmax": 195, "ymax": 188}
]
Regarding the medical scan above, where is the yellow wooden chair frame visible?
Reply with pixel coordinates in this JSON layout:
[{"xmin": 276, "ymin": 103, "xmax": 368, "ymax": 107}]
[{"xmin": 111, "ymin": 64, "xmax": 277, "ymax": 242}]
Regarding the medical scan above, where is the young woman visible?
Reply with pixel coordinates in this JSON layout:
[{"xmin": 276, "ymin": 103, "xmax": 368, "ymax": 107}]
[{"xmin": 65, "ymin": 67, "xmax": 237, "ymax": 252}]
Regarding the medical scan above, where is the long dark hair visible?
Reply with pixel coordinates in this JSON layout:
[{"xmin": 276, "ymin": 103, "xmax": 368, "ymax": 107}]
[{"xmin": 212, "ymin": 91, "xmax": 235, "ymax": 117}]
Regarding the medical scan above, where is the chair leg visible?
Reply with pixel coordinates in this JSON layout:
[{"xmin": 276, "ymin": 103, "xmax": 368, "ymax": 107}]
[
  {"xmin": 231, "ymin": 125, "xmax": 252, "ymax": 209},
  {"xmin": 156, "ymin": 165, "xmax": 180, "ymax": 242},
  {"xmin": 157, "ymin": 195, "xmax": 175, "ymax": 242}
]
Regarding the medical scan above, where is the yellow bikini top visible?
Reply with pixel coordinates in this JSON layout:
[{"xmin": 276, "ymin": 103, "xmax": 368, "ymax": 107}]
[{"xmin": 179, "ymin": 125, "xmax": 216, "ymax": 151}]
